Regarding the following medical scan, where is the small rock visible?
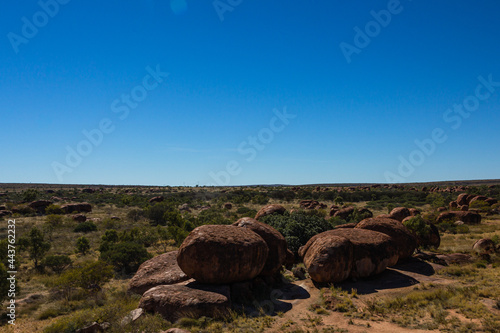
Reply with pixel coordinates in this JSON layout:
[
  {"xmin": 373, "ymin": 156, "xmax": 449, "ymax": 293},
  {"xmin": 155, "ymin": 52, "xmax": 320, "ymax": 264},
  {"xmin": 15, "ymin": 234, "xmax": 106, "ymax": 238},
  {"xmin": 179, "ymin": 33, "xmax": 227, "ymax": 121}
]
[{"xmin": 120, "ymin": 308, "xmax": 143, "ymax": 326}]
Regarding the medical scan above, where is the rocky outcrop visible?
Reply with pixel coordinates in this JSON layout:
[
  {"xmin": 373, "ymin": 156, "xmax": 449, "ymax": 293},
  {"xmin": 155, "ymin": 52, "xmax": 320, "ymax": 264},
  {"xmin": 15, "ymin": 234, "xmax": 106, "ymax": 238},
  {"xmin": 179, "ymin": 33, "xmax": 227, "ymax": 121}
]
[
  {"xmin": 255, "ymin": 204, "xmax": 286, "ymax": 220},
  {"xmin": 61, "ymin": 202, "xmax": 92, "ymax": 214},
  {"xmin": 139, "ymin": 282, "xmax": 231, "ymax": 322},
  {"xmin": 472, "ymin": 239, "xmax": 496, "ymax": 256},
  {"xmin": 72, "ymin": 214, "xmax": 87, "ymax": 223},
  {"xmin": 389, "ymin": 207, "xmax": 411, "ymax": 222},
  {"xmin": 300, "ymin": 228, "xmax": 399, "ymax": 282},
  {"xmin": 301, "ymin": 233, "xmax": 353, "ymax": 283},
  {"xmin": 149, "ymin": 196, "xmax": 164, "ymax": 204},
  {"xmin": 177, "ymin": 225, "xmax": 268, "ymax": 284},
  {"xmin": 129, "ymin": 251, "xmax": 190, "ymax": 295},
  {"xmin": 329, "ymin": 228, "xmax": 399, "ymax": 278},
  {"xmin": 232, "ymin": 217, "xmax": 287, "ymax": 276},
  {"xmin": 28, "ymin": 200, "xmax": 52, "ymax": 213},
  {"xmin": 333, "ymin": 206, "xmax": 355, "ymax": 220},
  {"xmin": 355, "ymin": 217, "xmax": 416, "ymax": 260},
  {"xmin": 299, "ymin": 200, "xmax": 326, "ymax": 209},
  {"xmin": 436, "ymin": 211, "xmax": 481, "ymax": 224}
]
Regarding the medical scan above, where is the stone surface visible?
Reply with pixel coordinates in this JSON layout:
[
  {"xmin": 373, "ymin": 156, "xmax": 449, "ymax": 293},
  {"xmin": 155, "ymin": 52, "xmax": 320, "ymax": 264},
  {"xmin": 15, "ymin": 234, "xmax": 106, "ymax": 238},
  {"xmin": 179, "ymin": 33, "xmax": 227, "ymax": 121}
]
[
  {"xmin": 28, "ymin": 200, "xmax": 52, "ymax": 213},
  {"xmin": 72, "ymin": 214, "xmax": 87, "ymax": 223},
  {"xmin": 149, "ymin": 196, "xmax": 164, "ymax": 203},
  {"xmin": 129, "ymin": 251, "xmax": 190, "ymax": 295},
  {"xmin": 61, "ymin": 202, "xmax": 92, "ymax": 214},
  {"xmin": 139, "ymin": 282, "xmax": 231, "ymax": 322},
  {"xmin": 301, "ymin": 232, "xmax": 353, "ymax": 283},
  {"xmin": 436, "ymin": 211, "xmax": 481, "ymax": 224},
  {"xmin": 473, "ymin": 238, "xmax": 496, "ymax": 255},
  {"xmin": 356, "ymin": 217, "xmax": 416, "ymax": 260},
  {"xmin": 329, "ymin": 228, "xmax": 399, "ymax": 278},
  {"xmin": 389, "ymin": 207, "xmax": 411, "ymax": 222},
  {"xmin": 177, "ymin": 225, "xmax": 268, "ymax": 284},
  {"xmin": 333, "ymin": 206, "xmax": 355, "ymax": 220},
  {"xmin": 232, "ymin": 217, "xmax": 287, "ymax": 276},
  {"xmin": 255, "ymin": 204, "xmax": 286, "ymax": 220}
]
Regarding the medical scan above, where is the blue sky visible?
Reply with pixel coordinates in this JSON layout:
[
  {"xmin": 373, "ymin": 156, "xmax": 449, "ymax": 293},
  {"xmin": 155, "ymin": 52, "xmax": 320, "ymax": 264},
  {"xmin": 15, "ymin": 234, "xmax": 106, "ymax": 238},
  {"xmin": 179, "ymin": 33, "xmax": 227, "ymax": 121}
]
[{"xmin": 1, "ymin": 0, "xmax": 499, "ymax": 186}]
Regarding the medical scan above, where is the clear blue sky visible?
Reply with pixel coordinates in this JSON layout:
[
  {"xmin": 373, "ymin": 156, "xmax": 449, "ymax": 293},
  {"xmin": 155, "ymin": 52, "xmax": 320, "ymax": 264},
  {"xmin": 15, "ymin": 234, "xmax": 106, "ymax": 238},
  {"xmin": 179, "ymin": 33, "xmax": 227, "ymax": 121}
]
[{"xmin": 1, "ymin": 0, "xmax": 499, "ymax": 186}]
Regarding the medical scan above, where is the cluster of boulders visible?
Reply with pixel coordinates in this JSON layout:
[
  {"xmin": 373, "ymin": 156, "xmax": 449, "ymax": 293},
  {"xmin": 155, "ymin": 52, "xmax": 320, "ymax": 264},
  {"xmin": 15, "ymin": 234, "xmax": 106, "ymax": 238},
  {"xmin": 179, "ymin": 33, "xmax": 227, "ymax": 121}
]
[
  {"xmin": 329, "ymin": 206, "xmax": 373, "ymax": 220},
  {"xmin": 61, "ymin": 202, "xmax": 92, "ymax": 214},
  {"xmin": 299, "ymin": 217, "xmax": 416, "ymax": 283},
  {"xmin": 299, "ymin": 200, "xmax": 327, "ymax": 209},
  {"xmin": 449, "ymin": 193, "xmax": 498, "ymax": 211},
  {"xmin": 377, "ymin": 207, "xmax": 420, "ymax": 222},
  {"xmin": 135, "ymin": 212, "xmax": 289, "ymax": 322},
  {"xmin": 436, "ymin": 211, "xmax": 481, "ymax": 224},
  {"xmin": 0, "ymin": 200, "xmax": 93, "ymax": 217}
]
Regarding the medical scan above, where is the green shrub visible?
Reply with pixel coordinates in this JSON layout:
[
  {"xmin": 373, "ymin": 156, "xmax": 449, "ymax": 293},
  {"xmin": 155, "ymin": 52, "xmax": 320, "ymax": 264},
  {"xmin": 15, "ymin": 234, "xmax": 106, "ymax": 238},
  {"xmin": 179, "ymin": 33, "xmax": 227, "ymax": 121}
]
[
  {"xmin": 236, "ymin": 206, "xmax": 258, "ymax": 217},
  {"xmin": 196, "ymin": 208, "xmax": 231, "ymax": 225},
  {"xmin": 329, "ymin": 216, "xmax": 348, "ymax": 227},
  {"xmin": 261, "ymin": 211, "xmax": 333, "ymax": 254},
  {"xmin": 45, "ymin": 204, "xmax": 63, "ymax": 215},
  {"xmin": 74, "ymin": 221, "xmax": 97, "ymax": 233},
  {"xmin": 99, "ymin": 242, "xmax": 152, "ymax": 274},
  {"xmin": 22, "ymin": 189, "xmax": 39, "ymax": 202},
  {"xmin": 145, "ymin": 202, "xmax": 176, "ymax": 226},
  {"xmin": 403, "ymin": 216, "xmax": 431, "ymax": 240},
  {"xmin": 42, "ymin": 255, "xmax": 72, "ymax": 274},
  {"xmin": 102, "ymin": 229, "xmax": 119, "ymax": 243},
  {"xmin": 126, "ymin": 208, "xmax": 144, "ymax": 222},
  {"xmin": 251, "ymin": 194, "xmax": 269, "ymax": 205},
  {"xmin": 18, "ymin": 227, "xmax": 51, "ymax": 269},
  {"xmin": 49, "ymin": 260, "xmax": 114, "ymax": 299},
  {"xmin": 469, "ymin": 200, "xmax": 491, "ymax": 212},
  {"xmin": 75, "ymin": 237, "xmax": 91, "ymax": 255},
  {"xmin": 45, "ymin": 214, "xmax": 64, "ymax": 227}
]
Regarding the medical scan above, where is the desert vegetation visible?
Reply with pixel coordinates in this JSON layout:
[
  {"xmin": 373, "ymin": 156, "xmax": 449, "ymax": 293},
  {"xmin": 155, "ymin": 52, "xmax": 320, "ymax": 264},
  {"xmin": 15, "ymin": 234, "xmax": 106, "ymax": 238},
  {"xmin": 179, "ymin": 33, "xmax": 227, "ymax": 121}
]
[{"xmin": 0, "ymin": 181, "xmax": 499, "ymax": 332}]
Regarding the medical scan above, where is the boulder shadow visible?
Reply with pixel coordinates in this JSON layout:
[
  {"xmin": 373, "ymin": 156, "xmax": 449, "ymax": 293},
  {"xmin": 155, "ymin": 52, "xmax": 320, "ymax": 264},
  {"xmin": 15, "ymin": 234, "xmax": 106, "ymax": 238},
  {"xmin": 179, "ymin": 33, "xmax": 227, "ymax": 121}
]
[
  {"xmin": 331, "ymin": 269, "xmax": 420, "ymax": 295},
  {"xmin": 235, "ymin": 281, "xmax": 310, "ymax": 316},
  {"xmin": 392, "ymin": 257, "xmax": 436, "ymax": 276}
]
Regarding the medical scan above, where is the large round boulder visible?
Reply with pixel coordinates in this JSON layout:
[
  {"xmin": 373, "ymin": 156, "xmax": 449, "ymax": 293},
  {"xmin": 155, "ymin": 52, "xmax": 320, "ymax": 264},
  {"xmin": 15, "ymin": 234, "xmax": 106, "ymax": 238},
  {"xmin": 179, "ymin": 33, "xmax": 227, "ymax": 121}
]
[
  {"xmin": 456, "ymin": 193, "xmax": 469, "ymax": 206},
  {"xmin": 177, "ymin": 225, "xmax": 268, "ymax": 284},
  {"xmin": 232, "ymin": 217, "xmax": 287, "ymax": 276},
  {"xmin": 333, "ymin": 206, "xmax": 355, "ymax": 220},
  {"xmin": 255, "ymin": 204, "xmax": 286, "ymax": 220},
  {"xmin": 472, "ymin": 239, "xmax": 496, "ymax": 256},
  {"xmin": 301, "ymin": 232, "xmax": 353, "ymax": 283},
  {"xmin": 389, "ymin": 207, "xmax": 411, "ymax": 222},
  {"xmin": 129, "ymin": 251, "xmax": 190, "ymax": 295},
  {"xmin": 436, "ymin": 211, "xmax": 481, "ymax": 224},
  {"xmin": 329, "ymin": 228, "xmax": 399, "ymax": 278},
  {"xmin": 408, "ymin": 208, "xmax": 421, "ymax": 216},
  {"xmin": 355, "ymin": 217, "xmax": 416, "ymax": 260},
  {"xmin": 139, "ymin": 282, "xmax": 231, "ymax": 322}
]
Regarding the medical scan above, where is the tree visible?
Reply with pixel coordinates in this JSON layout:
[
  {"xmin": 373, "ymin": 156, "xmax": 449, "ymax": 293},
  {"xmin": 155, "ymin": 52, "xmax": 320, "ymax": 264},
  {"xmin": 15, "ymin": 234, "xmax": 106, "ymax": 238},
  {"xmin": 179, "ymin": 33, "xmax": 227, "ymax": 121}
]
[
  {"xmin": 334, "ymin": 196, "xmax": 344, "ymax": 206},
  {"xmin": 45, "ymin": 204, "xmax": 63, "ymax": 215},
  {"xmin": 19, "ymin": 227, "xmax": 51, "ymax": 269},
  {"xmin": 75, "ymin": 237, "xmax": 91, "ymax": 255},
  {"xmin": 99, "ymin": 242, "xmax": 152, "ymax": 274},
  {"xmin": 74, "ymin": 221, "xmax": 97, "ymax": 233},
  {"xmin": 22, "ymin": 189, "xmax": 39, "ymax": 202},
  {"xmin": 403, "ymin": 215, "xmax": 432, "ymax": 249},
  {"xmin": 54, "ymin": 260, "xmax": 114, "ymax": 299},
  {"xmin": 261, "ymin": 211, "xmax": 333, "ymax": 254},
  {"xmin": 42, "ymin": 255, "xmax": 72, "ymax": 274}
]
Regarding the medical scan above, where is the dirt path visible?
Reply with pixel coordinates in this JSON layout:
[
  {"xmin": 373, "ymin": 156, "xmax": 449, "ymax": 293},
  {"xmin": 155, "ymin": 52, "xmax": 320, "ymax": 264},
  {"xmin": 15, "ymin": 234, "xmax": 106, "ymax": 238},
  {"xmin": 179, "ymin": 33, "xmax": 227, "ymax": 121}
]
[{"xmin": 267, "ymin": 260, "xmax": 451, "ymax": 332}]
